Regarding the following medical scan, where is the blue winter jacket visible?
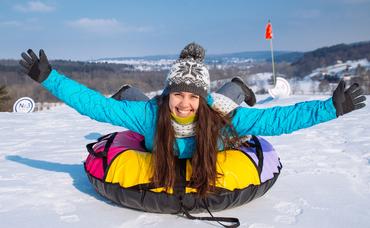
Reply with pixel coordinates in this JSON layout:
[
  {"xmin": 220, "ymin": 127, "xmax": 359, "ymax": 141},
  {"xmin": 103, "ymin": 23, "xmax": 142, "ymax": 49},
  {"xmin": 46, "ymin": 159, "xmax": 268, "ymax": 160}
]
[{"xmin": 42, "ymin": 70, "xmax": 337, "ymax": 158}]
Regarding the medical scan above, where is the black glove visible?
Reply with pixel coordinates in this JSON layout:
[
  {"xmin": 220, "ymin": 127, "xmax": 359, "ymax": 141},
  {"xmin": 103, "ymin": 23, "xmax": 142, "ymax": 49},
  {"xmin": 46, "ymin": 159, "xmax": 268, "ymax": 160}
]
[
  {"xmin": 332, "ymin": 80, "xmax": 366, "ymax": 116},
  {"xmin": 19, "ymin": 49, "xmax": 51, "ymax": 83}
]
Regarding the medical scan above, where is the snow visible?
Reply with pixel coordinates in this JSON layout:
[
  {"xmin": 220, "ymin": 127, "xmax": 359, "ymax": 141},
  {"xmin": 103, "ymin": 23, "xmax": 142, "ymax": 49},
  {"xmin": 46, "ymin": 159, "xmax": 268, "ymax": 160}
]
[
  {"xmin": 1, "ymin": 95, "xmax": 370, "ymax": 228},
  {"xmin": 305, "ymin": 59, "xmax": 370, "ymax": 80},
  {"xmin": 93, "ymin": 56, "xmax": 256, "ymax": 71},
  {"xmin": 94, "ymin": 59, "xmax": 175, "ymax": 71}
]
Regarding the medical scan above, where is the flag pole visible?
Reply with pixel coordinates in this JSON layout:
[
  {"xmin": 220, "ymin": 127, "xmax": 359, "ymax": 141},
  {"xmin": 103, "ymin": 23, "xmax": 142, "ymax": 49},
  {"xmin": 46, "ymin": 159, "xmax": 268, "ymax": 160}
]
[
  {"xmin": 265, "ymin": 20, "xmax": 292, "ymax": 98},
  {"xmin": 269, "ymin": 38, "xmax": 276, "ymax": 86}
]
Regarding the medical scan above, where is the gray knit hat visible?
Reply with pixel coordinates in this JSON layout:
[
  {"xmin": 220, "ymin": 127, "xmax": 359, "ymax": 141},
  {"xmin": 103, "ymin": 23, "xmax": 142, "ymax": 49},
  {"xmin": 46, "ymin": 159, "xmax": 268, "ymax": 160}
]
[{"xmin": 164, "ymin": 43, "xmax": 210, "ymax": 98}]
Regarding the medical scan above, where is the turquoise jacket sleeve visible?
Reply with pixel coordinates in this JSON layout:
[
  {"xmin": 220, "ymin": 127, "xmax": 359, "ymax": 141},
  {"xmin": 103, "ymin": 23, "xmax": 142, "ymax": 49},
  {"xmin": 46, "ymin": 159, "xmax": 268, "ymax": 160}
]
[
  {"xmin": 41, "ymin": 70, "xmax": 155, "ymax": 135},
  {"xmin": 232, "ymin": 98, "xmax": 337, "ymax": 136}
]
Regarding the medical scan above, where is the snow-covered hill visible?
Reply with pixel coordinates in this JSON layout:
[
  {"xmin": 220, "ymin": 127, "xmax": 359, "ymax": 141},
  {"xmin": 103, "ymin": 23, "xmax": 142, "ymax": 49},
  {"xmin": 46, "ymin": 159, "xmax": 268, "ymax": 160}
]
[
  {"xmin": 305, "ymin": 59, "xmax": 370, "ymax": 80},
  {"xmin": 1, "ymin": 95, "xmax": 369, "ymax": 228},
  {"xmin": 92, "ymin": 51, "xmax": 290, "ymax": 71}
]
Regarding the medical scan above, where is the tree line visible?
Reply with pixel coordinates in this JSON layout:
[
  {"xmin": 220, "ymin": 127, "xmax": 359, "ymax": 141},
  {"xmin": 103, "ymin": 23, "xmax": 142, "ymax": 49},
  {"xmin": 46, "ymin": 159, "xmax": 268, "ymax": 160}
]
[
  {"xmin": 292, "ymin": 41, "xmax": 370, "ymax": 77},
  {"xmin": 1, "ymin": 60, "xmax": 261, "ymax": 111}
]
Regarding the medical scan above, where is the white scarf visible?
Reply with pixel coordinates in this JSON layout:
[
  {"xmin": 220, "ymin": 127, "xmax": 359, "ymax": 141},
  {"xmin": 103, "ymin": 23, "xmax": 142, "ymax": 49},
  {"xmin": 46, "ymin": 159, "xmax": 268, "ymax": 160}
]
[{"xmin": 171, "ymin": 119, "xmax": 196, "ymax": 138}]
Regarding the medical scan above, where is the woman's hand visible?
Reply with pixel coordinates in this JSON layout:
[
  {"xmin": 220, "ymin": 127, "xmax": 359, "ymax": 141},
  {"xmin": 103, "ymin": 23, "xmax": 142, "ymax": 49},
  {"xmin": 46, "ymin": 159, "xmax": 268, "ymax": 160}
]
[
  {"xmin": 332, "ymin": 80, "xmax": 366, "ymax": 116},
  {"xmin": 19, "ymin": 49, "xmax": 51, "ymax": 83}
]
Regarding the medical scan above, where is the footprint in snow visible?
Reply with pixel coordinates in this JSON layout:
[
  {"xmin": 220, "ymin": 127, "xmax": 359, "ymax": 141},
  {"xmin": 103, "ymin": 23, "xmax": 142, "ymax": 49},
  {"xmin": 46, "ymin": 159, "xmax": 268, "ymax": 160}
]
[
  {"xmin": 54, "ymin": 201, "xmax": 77, "ymax": 215},
  {"xmin": 273, "ymin": 201, "xmax": 302, "ymax": 225},
  {"xmin": 60, "ymin": 214, "xmax": 80, "ymax": 223},
  {"xmin": 118, "ymin": 214, "xmax": 163, "ymax": 227},
  {"xmin": 274, "ymin": 215, "xmax": 296, "ymax": 225}
]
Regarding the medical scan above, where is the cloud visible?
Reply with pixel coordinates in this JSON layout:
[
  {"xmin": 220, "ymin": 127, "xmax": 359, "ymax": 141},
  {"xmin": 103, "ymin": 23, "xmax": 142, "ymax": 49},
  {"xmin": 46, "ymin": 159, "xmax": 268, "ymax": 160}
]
[
  {"xmin": 66, "ymin": 18, "xmax": 152, "ymax": 34},
  {"xmin": 0, "ymin": 20, "xmax": 22, "ymax": 27},
  {"xmin": 66, "ymin": 18, "xmax": 122, "ymax": 33},
  {"xmin": 68, "ymin": 18, "xmax": 120, "ymax": 30},
  {"xmin": 0, "ymin": 19, "xmax": 43, "ymax": 31},
  {"xmin": 14, "ymin": 1, "xmax": 55, "ymax": 13}
]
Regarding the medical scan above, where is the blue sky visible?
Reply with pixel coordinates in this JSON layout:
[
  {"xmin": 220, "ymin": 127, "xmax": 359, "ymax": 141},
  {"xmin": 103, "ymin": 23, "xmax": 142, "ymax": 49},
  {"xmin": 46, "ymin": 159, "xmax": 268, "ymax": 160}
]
[{"xmin": 1, "ymin": 0, "xmax": 369, "ymax": 60}]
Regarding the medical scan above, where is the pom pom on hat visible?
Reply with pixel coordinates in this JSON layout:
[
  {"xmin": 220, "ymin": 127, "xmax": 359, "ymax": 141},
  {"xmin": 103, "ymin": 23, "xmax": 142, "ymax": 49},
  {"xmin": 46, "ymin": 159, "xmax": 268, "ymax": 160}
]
[{"xmin": 179, "ymin": 42, "xmax": 205, "ymax": 62}]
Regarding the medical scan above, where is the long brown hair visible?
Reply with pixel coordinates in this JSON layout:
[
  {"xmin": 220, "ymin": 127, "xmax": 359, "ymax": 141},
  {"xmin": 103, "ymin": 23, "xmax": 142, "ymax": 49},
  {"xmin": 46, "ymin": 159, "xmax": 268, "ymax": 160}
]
[{"xmin": 151, "ymin": 94, "xmax": 240, "ymax": 197}]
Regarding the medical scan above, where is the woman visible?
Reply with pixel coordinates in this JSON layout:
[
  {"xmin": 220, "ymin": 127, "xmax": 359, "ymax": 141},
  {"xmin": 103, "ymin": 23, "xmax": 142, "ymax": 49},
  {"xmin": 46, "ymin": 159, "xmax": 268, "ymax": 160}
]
[
  {"xmin": 19, "ymin": 47, "xmax": 366, "ymax": 196},
  {"xmin": 20, "ymin": 47, "xmax": 366, "ymax": 198}
]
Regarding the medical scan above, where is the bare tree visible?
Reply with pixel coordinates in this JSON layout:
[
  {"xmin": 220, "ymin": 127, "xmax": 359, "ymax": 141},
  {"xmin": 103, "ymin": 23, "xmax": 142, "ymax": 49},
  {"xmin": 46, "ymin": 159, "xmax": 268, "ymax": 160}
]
[{"xmin": 0, "ymin": 85, "xmax": 12, "ymax": 112}]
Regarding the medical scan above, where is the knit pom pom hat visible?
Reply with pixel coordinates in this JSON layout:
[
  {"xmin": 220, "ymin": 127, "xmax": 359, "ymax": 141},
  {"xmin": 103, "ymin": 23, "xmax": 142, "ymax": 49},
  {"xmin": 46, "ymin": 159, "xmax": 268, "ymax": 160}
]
[{"xmin": 164, "ymin": 43, "xmax": 210, "ymax": 98}]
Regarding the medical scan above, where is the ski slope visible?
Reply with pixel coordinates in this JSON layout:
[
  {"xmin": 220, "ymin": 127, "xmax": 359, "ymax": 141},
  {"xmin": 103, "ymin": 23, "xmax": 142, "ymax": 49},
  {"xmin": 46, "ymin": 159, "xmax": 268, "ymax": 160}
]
[{"xmin": 1, "ymin": 95, "xmax": 369, "ymax": 228}]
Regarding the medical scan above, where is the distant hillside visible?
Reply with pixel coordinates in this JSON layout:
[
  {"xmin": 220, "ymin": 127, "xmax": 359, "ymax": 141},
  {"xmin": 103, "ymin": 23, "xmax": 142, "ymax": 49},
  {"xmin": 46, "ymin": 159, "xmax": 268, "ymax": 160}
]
[
  {"xmin": 96, "ymin": 51, "xmax": 296, "ymax": 66},
  {"xmin": 292, "ymin": 41, "xmax": 370, "ymax": 77},
  {"xmin": 207, "ymin": 51, "xmax": 291, "ymax": 62},
  {"xmin": 270, "ymin": 52, "xmax": 304, "ymax": 63},
  {"xmin": 93, "ymin": 51, "xmax": 299, "ymax": 73}
]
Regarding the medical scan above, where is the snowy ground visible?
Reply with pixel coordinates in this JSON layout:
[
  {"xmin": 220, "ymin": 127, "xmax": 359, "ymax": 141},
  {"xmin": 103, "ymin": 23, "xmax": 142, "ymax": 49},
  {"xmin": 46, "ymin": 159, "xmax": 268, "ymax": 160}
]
[{"xmin": 1, "ymin": 95, "xmax": 369, "ymax": 228}]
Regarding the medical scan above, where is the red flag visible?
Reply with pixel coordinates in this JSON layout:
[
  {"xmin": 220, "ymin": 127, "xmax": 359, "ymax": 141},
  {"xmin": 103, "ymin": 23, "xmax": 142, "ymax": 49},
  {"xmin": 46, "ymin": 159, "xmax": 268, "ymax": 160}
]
[{"xmin": 265, "ymin": 21, "xmax": 273, "ymax": 40}]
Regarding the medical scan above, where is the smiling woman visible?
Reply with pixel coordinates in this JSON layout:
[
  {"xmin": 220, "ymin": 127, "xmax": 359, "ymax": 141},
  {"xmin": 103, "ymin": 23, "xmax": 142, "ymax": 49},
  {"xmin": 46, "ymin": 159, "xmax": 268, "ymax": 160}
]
[{"xmin": 18, "ymin": 41, "xmax": 365, "ymax": 227}]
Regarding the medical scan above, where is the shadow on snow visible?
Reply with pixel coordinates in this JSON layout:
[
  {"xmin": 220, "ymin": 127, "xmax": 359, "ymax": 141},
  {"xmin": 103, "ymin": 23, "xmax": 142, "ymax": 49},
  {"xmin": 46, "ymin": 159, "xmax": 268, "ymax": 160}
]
[{"xmin": 5, "ymin": 155, "xmax": 110, "ymax": 204}]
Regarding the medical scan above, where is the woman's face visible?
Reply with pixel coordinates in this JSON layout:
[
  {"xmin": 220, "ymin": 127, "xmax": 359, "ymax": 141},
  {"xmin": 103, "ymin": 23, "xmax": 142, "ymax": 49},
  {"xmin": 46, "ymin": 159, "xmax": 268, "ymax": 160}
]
[{"xmin": 169, "ymin": 92, "xmax": 200, "ymax": 118}]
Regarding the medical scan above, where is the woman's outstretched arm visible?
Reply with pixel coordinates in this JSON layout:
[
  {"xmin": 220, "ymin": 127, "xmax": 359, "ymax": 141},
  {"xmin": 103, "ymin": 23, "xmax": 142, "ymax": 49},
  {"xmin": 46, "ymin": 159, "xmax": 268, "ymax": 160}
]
[
  {"xmin": 19, "ymin": 49, "xmax": 154, "ymax": 135},
  {"xmin": 232, "ymin": 81, "xmax": 366, "ymax": 136}
]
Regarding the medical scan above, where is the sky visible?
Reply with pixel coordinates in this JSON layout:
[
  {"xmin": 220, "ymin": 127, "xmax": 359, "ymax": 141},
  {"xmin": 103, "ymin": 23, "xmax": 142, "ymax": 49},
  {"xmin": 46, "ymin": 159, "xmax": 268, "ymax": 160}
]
[{"xmin": 0, "ymin": 0, "xmax": 370, "ymax": 60}]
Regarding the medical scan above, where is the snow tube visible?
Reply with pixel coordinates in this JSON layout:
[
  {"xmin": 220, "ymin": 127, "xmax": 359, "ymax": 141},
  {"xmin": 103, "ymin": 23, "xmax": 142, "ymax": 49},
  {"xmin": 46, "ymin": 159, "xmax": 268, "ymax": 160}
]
[{"xmin": 84, "ymin": 131, "xmax": 281, "ymax": 225}]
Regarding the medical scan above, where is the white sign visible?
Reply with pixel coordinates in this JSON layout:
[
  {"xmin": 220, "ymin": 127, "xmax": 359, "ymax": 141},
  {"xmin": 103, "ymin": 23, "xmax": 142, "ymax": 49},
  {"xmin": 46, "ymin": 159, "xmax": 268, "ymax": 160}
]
[
  {"xmin": 268, "ymin": 77, "xmax": 291, "ymax": 98},
  {"xmin": 13, "ymin": 97, "xmax": 35, "ymax": 113}
]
